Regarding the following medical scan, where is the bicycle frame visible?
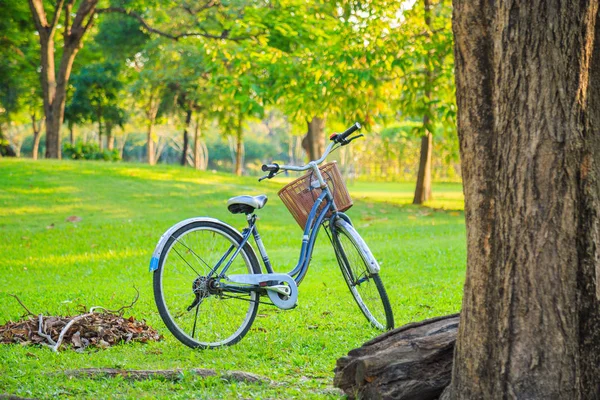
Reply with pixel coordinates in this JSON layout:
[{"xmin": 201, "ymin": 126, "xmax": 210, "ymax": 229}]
[{"xmin": 214, "ymin": 160, "xmax": 344, "ymax": 286}]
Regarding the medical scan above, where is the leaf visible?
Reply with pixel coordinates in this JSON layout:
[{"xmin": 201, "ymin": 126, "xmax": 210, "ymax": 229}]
[{"xmin": 71, "ymin": 331, "xmax": 82, "ymax": 348}]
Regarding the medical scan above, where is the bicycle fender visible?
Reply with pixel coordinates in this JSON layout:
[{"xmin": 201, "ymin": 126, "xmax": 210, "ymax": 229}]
[
  {"xmin": 336, "ymin": 219, "xmax": 381, "ymax": 274},
  {"xmin": 149, "ymin": 217, "xmax": 255, "ymax": 272}
]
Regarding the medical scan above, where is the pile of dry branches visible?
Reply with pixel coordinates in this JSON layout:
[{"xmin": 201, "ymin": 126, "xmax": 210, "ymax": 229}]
[{"xmin": 0, "ymin": 291, "xmax": 161, "ymax": 352}]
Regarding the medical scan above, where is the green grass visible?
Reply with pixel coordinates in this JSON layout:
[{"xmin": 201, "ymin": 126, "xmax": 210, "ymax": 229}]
[{"xmin": 0, "ymin": 159, "xmax": 466, "ymax": 399}]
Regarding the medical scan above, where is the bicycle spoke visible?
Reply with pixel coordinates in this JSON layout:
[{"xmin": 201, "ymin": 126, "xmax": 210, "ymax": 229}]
[
  {"xmin": 155, "ymin": 222, "xmax": 260, "ymax": 348},
  {"xmin": 171, "ymin": 245, "xmax": 202, "ymax": 277},
  {"xmin": 172, "ymin": 235, "xmax": 213, "ymax": 272}
]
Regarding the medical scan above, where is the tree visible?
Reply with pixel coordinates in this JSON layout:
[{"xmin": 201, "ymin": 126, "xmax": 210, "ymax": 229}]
[
  {"xmin": 26, "ymin": 0, "xmax": 266, "ymax": 159},
  {"xmin": 446, "ymin": 1, "xmax": 600, "ymax": 398},
  {"xmin": 67, "ymin": 62, "xmax": 126, "ymax": 151},
  {"xmin": 0, "ymin": 0, "xmax": 40, "ymax": 157},
  {"xmin": 391, "ymin": 0, "xmax": 454, "ymax": 204}
]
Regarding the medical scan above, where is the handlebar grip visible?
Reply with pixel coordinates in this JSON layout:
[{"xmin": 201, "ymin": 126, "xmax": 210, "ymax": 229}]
[
  {"xmin": 338, "ymin": 122, "xmax": 362, "ymax": 140},
  {"xmin": 261, "ymin": 163, "xmax": 279, "ymax": 172}
]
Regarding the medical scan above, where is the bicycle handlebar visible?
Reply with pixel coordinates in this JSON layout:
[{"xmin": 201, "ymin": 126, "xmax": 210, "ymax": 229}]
[
  {"xmin": 333, "ymin": 122, "xmax": 361, "ymax": 142},
  {"xmin": 262, "ymin": 163, "xmax": 279, "ymax": 173},
  {"xmin": 260, "ymin": 122, "xmax": 362, "ymax": 178}
]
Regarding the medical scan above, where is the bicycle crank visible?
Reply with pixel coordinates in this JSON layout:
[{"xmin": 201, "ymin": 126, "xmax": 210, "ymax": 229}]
[{"xmin": 226, "ymin": 273, "xmax": 298, "ymax": 310}]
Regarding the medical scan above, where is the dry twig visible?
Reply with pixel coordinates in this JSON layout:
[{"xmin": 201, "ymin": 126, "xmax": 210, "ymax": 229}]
[
  {"xmin": 89, "ymin": 286, "xmax": 140, "ymax": 316},
  {"xmin": 9, "ymin": 294, "xmax": 35, "ymax": 317}
]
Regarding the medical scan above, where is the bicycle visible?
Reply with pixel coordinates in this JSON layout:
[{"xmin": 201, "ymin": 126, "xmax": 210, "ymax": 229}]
[{"xmin": 149, "ymin": 122, "xmax": 394, "ymax": 348}]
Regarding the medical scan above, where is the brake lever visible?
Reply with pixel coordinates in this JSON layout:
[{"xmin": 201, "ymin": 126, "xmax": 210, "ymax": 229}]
[
  {"xmin": 258, "ymin": 170, "xmax": 279, "ymax": 182},
  {"xmin": 340, "ymin": 134, "xmax": 364, "ymax": 146}
]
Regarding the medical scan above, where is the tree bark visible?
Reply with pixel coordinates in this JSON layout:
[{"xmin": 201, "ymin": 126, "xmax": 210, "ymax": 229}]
[
  {"xmin": 413, "ymin": 0, "xmax": 434, "ymax": 205},
  {"xmin": 147, "ymin": 121, "xmax": 155, "ymax": 165},
  {"xmin": 145, "ymin": 89, "xmax": 160, "ymax": 165},
  {"xmin": 31, "ymin": 112, "xmax": 43, "ymax": 160},
  {"xmin": 234, "ymin": 113, "xmax": 244, "ymax": 176},
  {"xmin": 193, "ymin": 116, "xmax": 201, "ymax": 170},
  {"xmin": 192, "ymin": 114, "xmax": 207, "ymax": 170},
  {"xmin": 106, "ymin": 123, "xmax": 114, "ymax": 151},
  {"xmin": 301, "ymin": 116, "xmax": 326, "ymax": 161},
  {"xmin": 413, "ymin": 129, "xmax": 433, "ymax": 204},
  {"xmin": 181, "ymin": 108, "xmax": 192, "ymax": 166},
  {"xmin": 334, "ymin": 314, "xmax": 459, "ymax": 399},
  {"xmin": 448, "ymin": 1, "xmax": 600, "ymax": 398},
  {"xmin": 97, "ymin": 120, "xmax": 103, "ymax": 151}
]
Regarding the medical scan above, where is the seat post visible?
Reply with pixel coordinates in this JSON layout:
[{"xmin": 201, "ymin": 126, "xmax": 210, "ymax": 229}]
[{"xmin": 248, "ymin": 215, "xmax": 274, "ymax": 274}]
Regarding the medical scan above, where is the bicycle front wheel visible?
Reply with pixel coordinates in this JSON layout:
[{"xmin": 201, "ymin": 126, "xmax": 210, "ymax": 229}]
[
  {"xmin": 153, "ymin": 220, "xmax": 261, "ymax": 348},
  {"xmin": 332, "ymin": 219, "xmax": 394, "ymax": 330}
]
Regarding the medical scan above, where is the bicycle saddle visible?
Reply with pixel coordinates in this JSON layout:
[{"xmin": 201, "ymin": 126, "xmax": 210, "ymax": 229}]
[{"xmin": 227, "ymin": 195, "xmax": 268, "ymax": 214}]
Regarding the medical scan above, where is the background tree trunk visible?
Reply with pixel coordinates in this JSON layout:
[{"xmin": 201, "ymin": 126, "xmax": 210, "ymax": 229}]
[
  {"xmin": 413, "ymin": 129, "xmax": 433, "ymax": 204},
  {"xmin": 97, "ymin": 120, "xmax": 103, "ymax": 151},
  {"xmin": 413, "ymin": 0, "xmax": 433, "ymax": 205},
  {"xmin": 69, "ymin": 124, "xmax": 75, "ymax": 145},
  {"xmin": 31, "ymin": 112, "xmax": 43, "ymax": 160},
  {"xmin": 147, "ymin": 121, "xmax": 155, "ymax": 165},
  {"xmin": 28, "ymin": 0, "xmax": 100, "ymax": 159},
  {"xmin": 448, "ymin": 1, "xmax": 600, "ymax": 398},
  {"xmin": 181, "ymin": 109, "xmax": 192, "ymax": 166},
  {"xmin": 301, "ymin": 116, "xmax": 325, "ymax": 161},
  {"xmin": 192, "ymin": 115, "xmax": 208, "ymax": 170},
  {"xmin": 234, "ymin": 113, "xmax": 244, "ymax": 176},
  {"xmin": 106, "ymin": 123, "xmax": 114, "ymax": 151},
  {"xmin": 145, "ymin": 89, "xmax": 160, "ymax": 165}
]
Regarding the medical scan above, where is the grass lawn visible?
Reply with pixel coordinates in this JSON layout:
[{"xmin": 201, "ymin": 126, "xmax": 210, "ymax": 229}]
[{"xmin": 0, "ymin": 159, "xmax": 466, "ymax": 399}]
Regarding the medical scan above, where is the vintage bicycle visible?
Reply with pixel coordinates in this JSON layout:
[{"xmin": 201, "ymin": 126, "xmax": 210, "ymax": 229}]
[{"xmin": 149, "ymin": 122, "xmax": 394, "ymax": 348}]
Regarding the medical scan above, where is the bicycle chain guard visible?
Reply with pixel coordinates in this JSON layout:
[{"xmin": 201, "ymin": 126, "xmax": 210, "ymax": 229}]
[{"xmin": 226, "ymin": 273, "xmax": 298, "ymax": 310}]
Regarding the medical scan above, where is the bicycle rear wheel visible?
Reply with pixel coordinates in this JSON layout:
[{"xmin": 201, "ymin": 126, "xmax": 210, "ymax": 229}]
[
  {"xmin": 153, "ymin": 220, "xmax": 261, "ymax": 348},
  {"xmin": 332, "ymin": 219, "xmax": 394, "ymax": 330}
]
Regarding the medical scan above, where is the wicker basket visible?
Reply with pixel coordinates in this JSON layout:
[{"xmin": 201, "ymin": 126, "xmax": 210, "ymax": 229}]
[{"xmin": 278, "ymin": 161, "xmax": 353, "ymax": 229}]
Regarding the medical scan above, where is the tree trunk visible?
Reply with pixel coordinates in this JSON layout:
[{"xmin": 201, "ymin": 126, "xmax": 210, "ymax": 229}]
[
  {"xmin": 413, "ymin": 0, "xmax": 434, "ymax": 205},
  {"xmin": 31, "ymin": 112, "xmax": 43, "ymax": 160},
  {"xmin": 413, "ymin": 129, "xmax": 433, "ymax": 204},
  {"xmin": 192, "ymin": 114, "xmax": 207, "ymax": 170},
  {"xmin": 301, "ymin": 116, "xmax": 326, "ymax": 161},
  {"xmin": 117, "ymin": 133, "xmax": 127, "ymax": 160},
  {"xmin": 234, "ymin": 114, "xmax": 244, "ymax": 176},
  {"xmin": 334, "ymin": 314, "xmax": 459, "ymax": 399},
  {"xmin": 181, "ymin": 108, "xmax": 192, "ymax": 166},
  {"xmin": 69, "ymin": 124, "xmax": 74, "ymax": 145},
  {"xmin": 106, "ymin": 123, "xmax": 114, "ymax": 151},
  {"xmin": 448, "ymin": 1, "xmax": 600, "ymax": 398},
  {"xmin": 145, "ymin": 89, "xmax": 159, "ymax": 165},
  {"xmin": 147, "ymin": 121, "xmax": 155, "ymax": 165},
  {"xmin": 97, "ymin": 120, "xmax": 103, "ymax": 151},
  {"xmin": 28, "ymin": 0, "xmax": 100, "ymax": 159}
]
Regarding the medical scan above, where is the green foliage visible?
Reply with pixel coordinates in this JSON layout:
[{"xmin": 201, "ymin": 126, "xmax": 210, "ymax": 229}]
[
  {"xmin": 0, "ymin": 0, "xmax": 41, "ymax": 124},
  {"xmin": 2, "ymin": 0, "xmax": 459, "ymax": 181},
  {"xmin": 393, "ymin": 0, "xmax": 456, "ymax": 135},
  {"xmin": 67, "ymin": 62, "xmax": 127, "ymax": 130},
  {"xmin": 63, "ymin": 142, "xmax": 121, "ymax": 161}
]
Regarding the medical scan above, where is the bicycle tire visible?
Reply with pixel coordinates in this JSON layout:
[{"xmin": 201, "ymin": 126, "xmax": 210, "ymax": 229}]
[
  {"xmin": 153, "ymin": 220, "xmax": 261, "ymax": 348},
  {"xmin": 332, "ymin": 219, "xmax": 394, "ymax": 330}
]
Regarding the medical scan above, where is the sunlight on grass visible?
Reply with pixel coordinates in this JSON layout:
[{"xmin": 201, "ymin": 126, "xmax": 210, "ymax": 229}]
[{"xmin": 0, "ymin": 159, "xmax": 466, "ymax": 399}]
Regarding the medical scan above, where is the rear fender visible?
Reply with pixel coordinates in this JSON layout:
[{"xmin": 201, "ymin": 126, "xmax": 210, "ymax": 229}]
[{"xmin": 149, "ymin": 217, "xmax": 254, "ymax": 272}]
